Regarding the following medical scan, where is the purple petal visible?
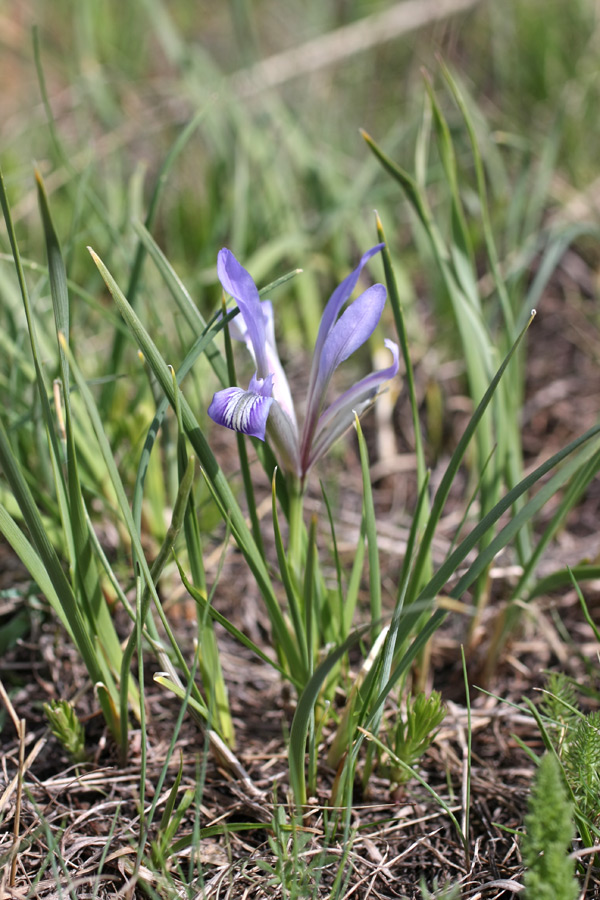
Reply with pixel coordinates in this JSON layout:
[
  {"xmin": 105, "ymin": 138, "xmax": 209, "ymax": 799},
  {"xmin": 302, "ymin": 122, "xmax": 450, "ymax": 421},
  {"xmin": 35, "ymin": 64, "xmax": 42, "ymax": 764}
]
[
  {"xmin": 314, "ymin": 244, "xmax": 385, "ymax": 361},
  {"xmin": 300, "ymin": 284, "xmax": 387, "ymax": 467},
  {"xmin": 308, "ymin": 340, "xmax": 400, "ymax": 470},
  {"xmin": 318, "ymin": 284, "xmax": 387, "ymax": 377},
  {"xmin": 217, "ymin": 248, "xmax": 261, "ymax": 307},
  {"xmin": 217, "ymin": 249, "xmax": 269, "ymax": 377},
  {"xmin": 301, "ymin": 245, "xmax": 384, "ymax": 464},
  {"xmin": 208, "ymin": 373, "xmax": 274, "ymax": 440},
  {"xmin": 261, "ymin": 301, "xmax": 297, "ymax": 429},
  {"xmin": 228, "ymin": 298, "xmax": 297, "ymax": 429}
]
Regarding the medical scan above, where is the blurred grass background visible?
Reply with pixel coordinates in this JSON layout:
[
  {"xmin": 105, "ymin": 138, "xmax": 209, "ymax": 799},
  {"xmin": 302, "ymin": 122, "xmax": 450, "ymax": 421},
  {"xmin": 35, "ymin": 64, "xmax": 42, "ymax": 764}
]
[
  {"xmin": 1, "ymin": 0, "xmax": 599, "ymax": 492},
  {"xmin": 4, "ymin": 0, "xmax": 599, "ymax": 282}
]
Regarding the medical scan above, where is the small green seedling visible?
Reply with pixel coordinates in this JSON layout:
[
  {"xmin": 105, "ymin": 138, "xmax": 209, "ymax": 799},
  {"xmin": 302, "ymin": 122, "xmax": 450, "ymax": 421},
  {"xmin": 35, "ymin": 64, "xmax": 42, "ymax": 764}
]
[
  {"xmin": 521, "ymin": 752, "xmax": 578, "ymax": 900},
  {"xmin": 43, "ymin": 699, "xmax": 88, "ymax": 764},
  {"xmin": 150, "ymin": 753, "xmax": 195, "ymax": 871},
  {"xmin": 384, "ymin": 691, "xmax": 446, "ymax": 788}
]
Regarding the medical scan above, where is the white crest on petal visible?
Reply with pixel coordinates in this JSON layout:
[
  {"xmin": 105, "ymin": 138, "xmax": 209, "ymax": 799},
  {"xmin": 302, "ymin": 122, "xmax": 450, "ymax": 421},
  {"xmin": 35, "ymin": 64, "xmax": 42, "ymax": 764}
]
[{"xmin": 223, "ymin": 389, "xmax": 264, "ymax": 432}]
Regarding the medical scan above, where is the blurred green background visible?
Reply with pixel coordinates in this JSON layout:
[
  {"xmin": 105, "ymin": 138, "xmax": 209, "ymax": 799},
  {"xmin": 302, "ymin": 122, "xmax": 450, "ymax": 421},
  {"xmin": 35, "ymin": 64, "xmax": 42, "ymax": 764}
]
[
  {"xmin": 3, "ymin": 0, "xmax": 599, "ymax": 289},
  {"xmin": 1, "ymin": 0, "xmax": 599, "ymax": 470}
]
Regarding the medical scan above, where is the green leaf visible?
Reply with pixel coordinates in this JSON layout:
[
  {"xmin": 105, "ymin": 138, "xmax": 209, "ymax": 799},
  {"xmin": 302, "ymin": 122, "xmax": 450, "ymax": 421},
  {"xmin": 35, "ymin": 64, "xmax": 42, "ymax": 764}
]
[
  {"xmin": 289, "ymin": 625, "xmax": 370, "ymax": 809},
  {"xmin": 88, "ymin": 248, "xmax": 299, "ymax": 670},
  {"xmin": 354, "ymin": 414, "xmax": 381, "ymax": 642}
]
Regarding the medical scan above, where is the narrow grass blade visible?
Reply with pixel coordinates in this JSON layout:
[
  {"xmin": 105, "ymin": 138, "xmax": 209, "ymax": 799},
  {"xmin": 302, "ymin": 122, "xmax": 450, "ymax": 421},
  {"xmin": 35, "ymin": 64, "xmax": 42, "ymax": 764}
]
[
  {"xmin": 103, "ymin": 108, "xmax": 208, "ymax": 408},
  {"xmin": 0, "ymin": 167, "xmax": 74, "ymax": 566},
  {"xmin": 131, "ymin": 306, "xmax": 238, "ymax": 534},
  {"xmin": 407, "ymin": 311, "xmax": 536, "ymax": 606},
  {"xmin": 376, "ymin": 214, "xmax": 427, "ymax": 495},
  {"xmin": 120, "ymin": 453, "xmax": 195, "ymax": 749},
  {"xmin": 354, "ymin": 415, "xmax": 381, "ymax": 642},
  {"xmin": 419, "ymin": 424, "xmax": 600, "ymax": 618},
  {"xmin": 440, "ymin": 61, "xmax": 514, "ymax": 333},
  {"xmin": 36, "ymin": 170, "xmax": 127, "ymax": 696},
  {"xmin": 88, "ymin": 248, "xmax": 297, "ymax": 669},
  {"xmin": 271, "ymin": 473, "xmax": 307, "ymax": 678},
  {"xmin": 303, "ymin": 515, "xmax": 318, "ymax": 676},
  {"xmin": 450, "ymin": 433, "xmax": 600, "ymax": 603},
  {"xmin": 0, "ymin": 417, "xmax": 120, "ymax": 736},
  {"xmin": 289, "ymin": 625, "xmax": 370, "ymax": 809},
  {"xmin": 343, "ymin": 519, "xmax": 366, "ymax": 638},
  {"xmin": 58, "ymin": 335, "xmax": 216, "ymax": 730},
  {"xmin": 176, "ymin": 560, "xmax": 298, "ymax": 686},
  {"xmin": 0, "ymin": 503, "xmax": 72, "ymax": 637},
  {"xmin": 320, "ymin": 481, "xmax": 344, "ymax": 643},
  {"xmin": 569, "ymin": 568, "xmax": 600, "ymax": 645},
  {"xmin": 527, "ymin": 565, "xmax": 600, "ymax": 601},
  {"xmin": 514, "ymin": 445, "xmax": 600, "ymax": 602},
  {"xmin": 364, "ymin": 123, "xmax": 501, "ymax": 570}
]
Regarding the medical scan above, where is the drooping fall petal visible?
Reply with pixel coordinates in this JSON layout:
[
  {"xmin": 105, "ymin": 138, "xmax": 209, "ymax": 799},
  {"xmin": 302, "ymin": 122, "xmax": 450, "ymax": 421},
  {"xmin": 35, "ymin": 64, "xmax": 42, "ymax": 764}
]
[{"xmin": 208, "ymin": 373, "xmax": 274, "ymax": 440}]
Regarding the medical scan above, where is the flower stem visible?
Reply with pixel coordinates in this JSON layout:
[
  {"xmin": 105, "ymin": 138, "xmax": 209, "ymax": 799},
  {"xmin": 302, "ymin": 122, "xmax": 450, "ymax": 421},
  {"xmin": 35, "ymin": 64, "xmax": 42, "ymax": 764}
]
[{"xmin": 287, "ymin": 475, "xmax": 305, "ymax": 583}]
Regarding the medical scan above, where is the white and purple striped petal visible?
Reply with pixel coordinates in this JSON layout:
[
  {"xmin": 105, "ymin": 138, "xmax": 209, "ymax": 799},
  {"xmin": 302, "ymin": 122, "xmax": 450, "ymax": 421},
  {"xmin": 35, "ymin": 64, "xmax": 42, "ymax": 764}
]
[{"xmin": 208, "ymin": 373, "xmax": 274, "ymax": 440}]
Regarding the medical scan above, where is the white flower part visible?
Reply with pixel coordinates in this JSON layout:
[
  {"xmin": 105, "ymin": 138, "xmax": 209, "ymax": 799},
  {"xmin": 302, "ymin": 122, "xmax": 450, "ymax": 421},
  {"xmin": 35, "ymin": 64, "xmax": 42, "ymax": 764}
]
[
  {"xmin": 222, "ymin": 390, "xmax": 261, "ymax": 431},
  {"xmin": 208, "ymin": 373, "xmax": 274, "ymax": 440}
]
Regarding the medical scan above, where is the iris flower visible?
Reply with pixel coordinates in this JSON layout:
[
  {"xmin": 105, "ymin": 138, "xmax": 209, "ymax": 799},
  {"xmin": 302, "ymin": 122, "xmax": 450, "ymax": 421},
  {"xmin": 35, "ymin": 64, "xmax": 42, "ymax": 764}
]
[{"xmin": 208, "ymin": 245, "xmax": 399, "ymax": 482}]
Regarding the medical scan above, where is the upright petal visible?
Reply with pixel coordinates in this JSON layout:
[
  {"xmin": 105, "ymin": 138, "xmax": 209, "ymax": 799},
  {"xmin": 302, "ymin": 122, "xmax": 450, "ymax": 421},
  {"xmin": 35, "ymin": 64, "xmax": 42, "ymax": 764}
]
[
  {"xmin": 261, "ymin": 301, "xmax": 298, "ymax": 430},
  {"xmin": 318, "ymin": 284, "xmax": 387, "ymax": 379},
  {"xmin": 224, "ymin": 296, "xmax": 297, "ymax": 431},
  {"xmin": 217, "ymin": 249, "xmax": 270, "ymax": 377},
  {"xmin": 302, "ymin": 245, "xmax": 384, "ymax": 463},
  {"xmin": 208, "ymin": 373, "xmax": 274, "ymax": 440},
  {"xmin": 313, "ymin": 244, "xmax": 385, "ymax": 361},
  {"xmin": 308, "ymin": 340, "xmax": 400, "ymax": 470},
  {"xmin": 300, "ymin": 283, "xmax": 387, "ymax": 468}
]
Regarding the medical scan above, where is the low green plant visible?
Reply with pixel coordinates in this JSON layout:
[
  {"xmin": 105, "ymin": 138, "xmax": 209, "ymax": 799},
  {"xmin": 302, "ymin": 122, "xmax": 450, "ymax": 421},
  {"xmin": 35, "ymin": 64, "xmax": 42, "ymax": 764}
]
[
  {"xmin": 4, "ymin": 130, "xmax": 600, "ymax": 826},
  {"xmin": 534, "ymin": 670, "xmax": 600, "ymax": 837},
  {"xmin": 363, "ymin": 64, "xmax": 600, "ymax": 675},
  {"xmin": 420, "ymin": 880, "xmax": 461, "ymax": 899},
  {"xmin": 4, "ymin": 3, "xmax": 600, "ymax": 896},
  {"xmin": 43, "ymin": 699, "xmax": 88, "ymax": 765},
  {"xmin": 521, "ymin": 752, "xmax": 578, "ymax": 900},
  {"xmin": 256, "ymin": 799, "xmax": 316, "ymax": 899},
  {"xmin": 149, "ymin": 754, "xmax": 195, "ymax": 873},
  {"xmin": 383, "ymin": 690, "xmax": 446, "ymax": 789}
]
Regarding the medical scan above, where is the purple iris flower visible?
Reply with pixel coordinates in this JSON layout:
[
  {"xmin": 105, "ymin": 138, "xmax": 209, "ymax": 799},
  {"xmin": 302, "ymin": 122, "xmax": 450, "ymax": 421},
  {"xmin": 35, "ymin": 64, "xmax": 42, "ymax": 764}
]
[{"xmin": 208, "ymin": 245, "xmax": 399, "ymax": 480}]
